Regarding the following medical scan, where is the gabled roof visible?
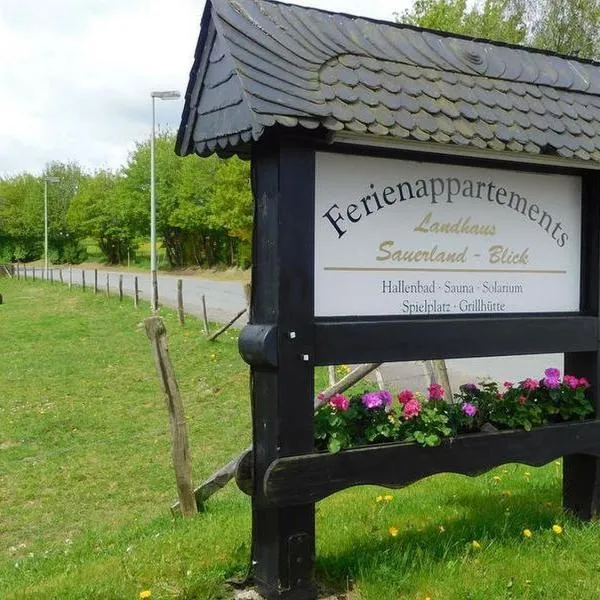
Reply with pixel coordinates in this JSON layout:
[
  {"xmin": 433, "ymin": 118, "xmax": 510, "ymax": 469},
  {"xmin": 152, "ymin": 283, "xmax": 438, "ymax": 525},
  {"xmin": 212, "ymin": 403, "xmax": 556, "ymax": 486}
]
[{"xmin": 176, "ymin": 0, "xmax": 600, "ymax": 164}]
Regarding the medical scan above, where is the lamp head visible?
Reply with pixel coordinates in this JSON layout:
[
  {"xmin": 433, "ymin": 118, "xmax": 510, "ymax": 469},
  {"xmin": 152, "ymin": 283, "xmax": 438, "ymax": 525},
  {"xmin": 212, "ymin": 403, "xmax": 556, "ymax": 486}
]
[{"xmin": 151, "ymin": 90, "xmax": 181, "ymax": 100}]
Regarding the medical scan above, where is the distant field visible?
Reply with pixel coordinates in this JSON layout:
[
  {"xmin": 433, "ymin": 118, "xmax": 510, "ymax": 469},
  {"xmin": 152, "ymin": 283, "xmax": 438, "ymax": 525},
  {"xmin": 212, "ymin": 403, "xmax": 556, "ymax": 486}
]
[{"xmin": 2, "ymin": 278, "xmax": 600, "ymax": 599}]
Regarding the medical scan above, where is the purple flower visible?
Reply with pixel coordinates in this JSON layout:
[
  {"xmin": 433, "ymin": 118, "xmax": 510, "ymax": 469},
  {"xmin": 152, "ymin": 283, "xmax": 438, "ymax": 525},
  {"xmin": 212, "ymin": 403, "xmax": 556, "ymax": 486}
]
[
  {"xmin": 542, "ymin": 367, "xmax": 561, "ymax": 389},
  {"xmin": 462, "ymin": 383, "xmax": 478, "ymax": 393},
  {"xmin": 461, "ymin": 402, "xmax": 478, "ymax": 417},
  {"xmin": 362, "ymin": 391, "xmax": 391, "ymax": 409},
  {"xmin": 378, "ymin": 390, "xmax": 393, "ymax": 406}
]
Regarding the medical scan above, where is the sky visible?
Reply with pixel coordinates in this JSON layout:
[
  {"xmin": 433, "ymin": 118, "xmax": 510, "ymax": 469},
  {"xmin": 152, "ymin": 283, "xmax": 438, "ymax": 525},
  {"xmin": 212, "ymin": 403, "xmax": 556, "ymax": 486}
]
[{"xmin": 0, "ymin": 0, "xmax": 413, "ymax": 178}]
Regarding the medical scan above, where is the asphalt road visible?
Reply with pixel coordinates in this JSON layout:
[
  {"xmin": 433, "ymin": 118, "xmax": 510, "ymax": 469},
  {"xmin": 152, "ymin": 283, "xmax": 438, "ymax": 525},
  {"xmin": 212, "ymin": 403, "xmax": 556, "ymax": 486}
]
[{"xmin": 32, "ymin": 265, "xmax": 561, "ymax": 389}]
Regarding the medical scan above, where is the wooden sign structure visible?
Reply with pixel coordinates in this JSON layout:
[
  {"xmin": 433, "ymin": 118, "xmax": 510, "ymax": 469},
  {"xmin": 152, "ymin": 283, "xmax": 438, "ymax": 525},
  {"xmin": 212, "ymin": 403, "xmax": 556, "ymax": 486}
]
[{"xmin": 177, "ymin": 1, "xmax": 600, "ymax": 598}]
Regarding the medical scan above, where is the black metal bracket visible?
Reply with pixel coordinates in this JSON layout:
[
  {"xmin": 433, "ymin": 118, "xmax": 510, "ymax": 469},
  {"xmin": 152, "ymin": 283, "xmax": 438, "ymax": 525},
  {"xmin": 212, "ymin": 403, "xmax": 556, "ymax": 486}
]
[{"xmin": 238, "ymin": 324, "xmax": 278, "ymax": 368}]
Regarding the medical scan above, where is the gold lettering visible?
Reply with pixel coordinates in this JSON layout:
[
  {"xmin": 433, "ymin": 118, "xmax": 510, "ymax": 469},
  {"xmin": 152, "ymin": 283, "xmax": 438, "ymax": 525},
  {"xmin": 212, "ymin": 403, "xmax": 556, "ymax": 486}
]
[{"xmin": 414, "ymin": 213, "xmax": 496, "ymax": 236}]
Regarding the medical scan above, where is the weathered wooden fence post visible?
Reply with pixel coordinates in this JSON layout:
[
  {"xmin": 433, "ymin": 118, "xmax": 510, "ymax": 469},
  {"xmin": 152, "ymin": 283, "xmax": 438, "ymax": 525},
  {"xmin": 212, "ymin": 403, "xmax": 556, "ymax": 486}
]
[
  {"xmin": 177, "ymin": 279, "xmax": 184, "ymax": 326},
  {"xmin": 32, "ymin": 267, "xmax": 36, "ymax": 282},
  {"xmin": 119, "ymin": 275, "xmax": 123, "ymax": 302},
  {"xmin": 106, "ymin": 273, "xmax": 110, "ymax": 297},
  {"xmin": 68, "ymin": 266, "xmax": 72, "ymax": 290},
  {"xmin": 16, "ymin": 264, "xmax": 20, "ymax": 280},
  {"xmin": 134, "ymin": 276, "xmax": 139, "ymax": 308},
  {"xmin": 81, "ymin": 270, "xmax": 85, "ymax": 292},
  {"xmin": 144, "ymin": 316, "xmax": 197, "ymax": 517},
  {"xmin": 50, "ymin": 269, "xmax": 53, "ymax": 284},
  {"xmin": 94, "ymin": 269, "xmax": 98, "ymax": 294},
  {"xmin": 59, "ymin": 268, "xmax": 63, "ymax": 284},
  {"xmin": 202, "ymin": 294, "xmax": 209, "ymax": 334},
  {"xmin": 23, "ymin": 265, "xmax": 27, "ymax": 280}
]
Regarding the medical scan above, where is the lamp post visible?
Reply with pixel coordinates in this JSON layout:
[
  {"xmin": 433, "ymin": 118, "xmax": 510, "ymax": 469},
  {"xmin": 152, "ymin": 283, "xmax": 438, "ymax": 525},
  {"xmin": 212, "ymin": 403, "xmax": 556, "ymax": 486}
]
[
  {"xmin": 150, "ymin": 89, "xmax": 181, "ymax": 312},
  {"xmin": 44, "ymin": 176, "xmax": 59, "ymax": 278}
]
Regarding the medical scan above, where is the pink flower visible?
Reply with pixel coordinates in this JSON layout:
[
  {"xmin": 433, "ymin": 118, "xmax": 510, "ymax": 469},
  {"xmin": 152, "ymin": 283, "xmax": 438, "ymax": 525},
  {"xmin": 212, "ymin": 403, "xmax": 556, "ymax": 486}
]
[
  {"xmin": 522, "ymin": 378, "xmax": 539, "ymax": 391},
  {"xmin": 579, "ymin": 377, "xmax": 591, "ymax": 389},
  {"xmin": 329, "ymin": 394, "xmax": 349, "ymax": 412},
  {"xmin": 518, "ymin": 395, "xmax": 527, "ymax": 405},
  {"xmin": 428, "ymin": 383, "xmax": 445, "ymax": 401},
  {"xmin": 402, "ymin": 398, "xmax": 422, "ymax": 420},
  {"xmin": 398, "ymin": 389, "xmax": 415, "ymax": 405},
  {"xmin": 563, "ymin": 375, "xmax": 579, "ymax": 389},
  {"xmin": 504, "ymin": 381, "xmax": 514, "ymax": 389}
]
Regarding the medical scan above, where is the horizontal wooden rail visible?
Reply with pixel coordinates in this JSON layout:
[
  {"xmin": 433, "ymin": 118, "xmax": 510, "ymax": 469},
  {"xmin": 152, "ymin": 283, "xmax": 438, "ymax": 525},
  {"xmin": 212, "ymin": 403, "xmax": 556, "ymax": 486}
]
[
  {"xmin": 263, "ymin": 420, "xmax": 600, "ymax": 506},
  {"xmin": 314, "ymin": 315, "xmax": 598, "ymax": 364}
]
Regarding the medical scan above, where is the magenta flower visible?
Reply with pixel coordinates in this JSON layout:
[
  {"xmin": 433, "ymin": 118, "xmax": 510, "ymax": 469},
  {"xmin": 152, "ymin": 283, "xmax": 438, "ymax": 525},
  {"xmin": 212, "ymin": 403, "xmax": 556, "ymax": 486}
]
[
  {"xmin": 361, "ymin": 391, "xmax": 391, "ymax": 409},
  {"xmin": 545, "ymin": 368, "xmax": 561, "ymax": 379},
  {"xmin": 402, "ymin": 398, "xmax": 422, "ymax": 420},
  {"xmin": 329, "ymin": 394, "xmax": 350, "ymax": 412},
  {"xmin": 504, "ymin": 381, "xmax": 514, "ymax": 389},
  {"xmin": 378, "ymin": 390, "xmax": 393, "ymax": 406},
  {"xmin": 428, "ymin": 383, "xmax": 445, "ymax": 401},
  {"xmin": 522, "ymin": 378, "xmax": 539, "ymax": 391},
  {"xmin": 563, "ymin": 375, "xmax": 579, "ymax": 390},
  {"xmin": 398, "ymin": 389, "xmax": 415, "ymax": 405},
  {"xmin": 579, "ymin": 377, "xmax": 591, "ymax": 389},
  {"xmin": 461, "ymin": 402, "xmax": 477, "ymax": 417}
]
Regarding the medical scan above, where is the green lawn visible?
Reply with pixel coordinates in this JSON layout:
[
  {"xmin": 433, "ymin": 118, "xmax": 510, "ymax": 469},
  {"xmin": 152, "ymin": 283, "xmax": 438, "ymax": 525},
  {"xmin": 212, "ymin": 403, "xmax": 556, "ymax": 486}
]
[{"xmin": 2, "ymin": 278, "xmax": 600, "ymax": 599}]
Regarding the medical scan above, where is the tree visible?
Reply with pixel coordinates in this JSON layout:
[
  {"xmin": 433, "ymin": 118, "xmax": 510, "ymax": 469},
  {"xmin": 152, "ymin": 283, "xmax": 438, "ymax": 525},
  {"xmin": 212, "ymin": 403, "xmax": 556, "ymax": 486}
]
[
  {"xmin": 0, "ymin": 173, "xmax": 45, "ymax": 262},
  {"xmin": 530, "ymin": 0, "xmax": 600, "ymax": 59},
  {"xmin": 399, "ymin": 0, "xmax": 528, "ymax": 44},
  {"xmin": 68, "ymin": 170, "xmax": 139, "ymax": 264}
]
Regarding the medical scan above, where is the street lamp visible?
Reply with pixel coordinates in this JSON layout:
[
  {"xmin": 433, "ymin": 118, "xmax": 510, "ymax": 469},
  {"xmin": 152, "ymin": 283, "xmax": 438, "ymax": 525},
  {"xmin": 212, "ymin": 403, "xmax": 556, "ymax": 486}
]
[
  {"xmin": 150, "ymin": 89, "xmax": 181, "ymax": 312},
  {"xmin": 44, "ymin": 176, "xmax": 59, "ymax": 278}
]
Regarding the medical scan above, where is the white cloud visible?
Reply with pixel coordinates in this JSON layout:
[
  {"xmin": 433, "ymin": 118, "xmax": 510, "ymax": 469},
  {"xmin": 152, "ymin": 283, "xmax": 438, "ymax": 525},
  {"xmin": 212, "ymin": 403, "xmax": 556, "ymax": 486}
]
[{"xmin": 0, "ymin": 0, "xmax": 412, "ymax": 177}]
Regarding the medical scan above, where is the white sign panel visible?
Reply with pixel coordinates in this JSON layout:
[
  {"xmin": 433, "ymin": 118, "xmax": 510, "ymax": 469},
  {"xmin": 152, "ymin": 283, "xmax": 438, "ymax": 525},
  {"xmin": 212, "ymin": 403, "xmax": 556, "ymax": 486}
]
[{"xmin": 315, "ymin": 153, "xmax": 582, "ymax": 317}]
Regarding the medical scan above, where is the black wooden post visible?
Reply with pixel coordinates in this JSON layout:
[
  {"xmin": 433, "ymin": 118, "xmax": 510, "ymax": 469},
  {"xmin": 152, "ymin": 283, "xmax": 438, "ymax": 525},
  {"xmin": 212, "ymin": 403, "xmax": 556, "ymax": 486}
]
[
  {"xmin": 240, "ymin": 141, "xmax": 317, "ymax": 599},
  {"xmin": 564, "ymin": 173, "xmax": 600, "ymax": 519}
]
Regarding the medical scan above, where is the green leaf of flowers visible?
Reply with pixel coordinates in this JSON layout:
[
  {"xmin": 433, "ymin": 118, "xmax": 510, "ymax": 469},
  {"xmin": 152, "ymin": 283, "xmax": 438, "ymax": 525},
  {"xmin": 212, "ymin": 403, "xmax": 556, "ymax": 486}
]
[{"xmin": 328, "ymin": 438, "xmax": 342, "ymax": 454}]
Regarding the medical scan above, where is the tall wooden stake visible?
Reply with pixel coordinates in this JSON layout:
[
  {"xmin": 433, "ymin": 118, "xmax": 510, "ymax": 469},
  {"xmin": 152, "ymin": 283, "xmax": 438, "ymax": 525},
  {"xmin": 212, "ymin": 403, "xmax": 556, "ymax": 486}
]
[
  {"xmin": 134, "ymin": 276, "xmax": 139, "ymax": 308},
  {"xmin": 82, "ymin": 270, "xmax": 86, "ymax": 292},
  {"xmin": 94, "ymin": 269, "xmax": 98, "ymax": 294},
  {"xmin": 144, "ymin": 316, "xmax": 197, "ymax": 517},
  {"xmin": 202, "ymin": 294, "xmax": 209, "ymax": 334},
  {"xmin": 119, "ymin": 275, "xmax": 123, "ymax": 302},
  {"xmin": 177, "ymin": 279, "xmax": 185, "ymax": 326}
]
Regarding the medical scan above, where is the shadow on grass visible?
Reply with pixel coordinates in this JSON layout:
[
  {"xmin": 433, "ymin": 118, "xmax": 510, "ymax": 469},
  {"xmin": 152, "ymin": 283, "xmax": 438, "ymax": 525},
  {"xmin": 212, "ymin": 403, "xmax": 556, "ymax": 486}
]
[{"xmin": 315, "ymin": 480, "xmax": 566, "ymax": 595}]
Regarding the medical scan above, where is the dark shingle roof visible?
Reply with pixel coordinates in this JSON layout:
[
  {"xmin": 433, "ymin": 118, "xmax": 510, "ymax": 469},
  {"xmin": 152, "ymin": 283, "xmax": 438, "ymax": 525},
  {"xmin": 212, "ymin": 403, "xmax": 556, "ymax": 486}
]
[{"xmin": 176, "ymin": 0, "xmax": 600, "ymax": 163}]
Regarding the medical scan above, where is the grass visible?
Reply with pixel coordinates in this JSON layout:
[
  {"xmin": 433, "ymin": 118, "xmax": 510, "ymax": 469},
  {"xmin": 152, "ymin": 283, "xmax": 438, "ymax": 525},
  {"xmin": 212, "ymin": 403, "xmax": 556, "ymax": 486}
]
[{"xmin": 2, "ymin": 277, "xmax": 600, "ymax": 599}]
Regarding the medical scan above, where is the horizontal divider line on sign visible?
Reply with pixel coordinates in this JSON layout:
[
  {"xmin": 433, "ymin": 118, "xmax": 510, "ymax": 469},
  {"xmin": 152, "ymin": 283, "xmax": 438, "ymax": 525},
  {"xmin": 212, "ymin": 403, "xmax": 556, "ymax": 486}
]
[
  {"xmin": 313, "ymin": 315, "xmax": 598, "ymax": 364},
  {"xmin": 324, "ymin": 267, "xmax": 568, "ymax": 274}
]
